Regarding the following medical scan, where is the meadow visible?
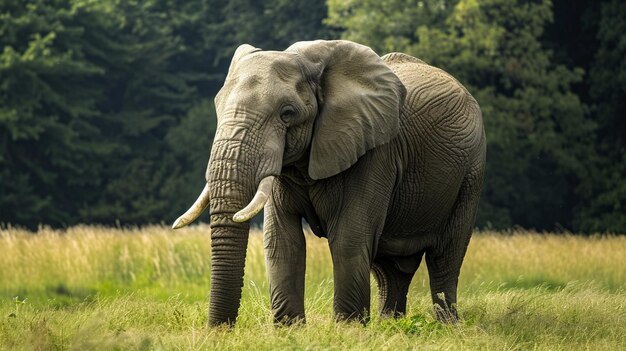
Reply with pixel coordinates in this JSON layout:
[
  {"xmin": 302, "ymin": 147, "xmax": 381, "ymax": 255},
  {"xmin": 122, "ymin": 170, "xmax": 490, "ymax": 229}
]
[{"xmin": 0, "ymin": 225, "xmax": 624, "ymax": 350}]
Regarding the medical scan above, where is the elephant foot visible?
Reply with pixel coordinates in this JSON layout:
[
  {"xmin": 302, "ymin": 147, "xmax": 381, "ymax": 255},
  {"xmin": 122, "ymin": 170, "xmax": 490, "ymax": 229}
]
[
  {"xmin": 371, "ymin": 257, "xmax": 416, "ymax": 318},
  {"xmin": 433, "ymin": 304, "xmax": 459, "ymax": 323},
  {"xmin": 334, "ymin": 310, "xmax": 370, "ymax": 325},
  {"xmin": 274, "ymin": 314, "xmax": 306, "ymax": 326},
  {"xmin": 432, "ymin": 292, "xmax": 459, "ymax": 323}
]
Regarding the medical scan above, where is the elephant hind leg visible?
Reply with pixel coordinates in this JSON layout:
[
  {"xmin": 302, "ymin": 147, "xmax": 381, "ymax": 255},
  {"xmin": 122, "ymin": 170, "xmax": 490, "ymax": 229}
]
[
  {"xmin": 372, "ymin": 254, "xmax": 422, "ymax": 318},
  {"xmin": 426, "ymin": 172, "xmax": 483, "ymax": 323}
]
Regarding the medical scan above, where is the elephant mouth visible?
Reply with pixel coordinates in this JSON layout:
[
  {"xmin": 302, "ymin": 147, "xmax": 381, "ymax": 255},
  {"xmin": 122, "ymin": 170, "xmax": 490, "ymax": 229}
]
[{"xmin": 172, "ymin": 175, "xmax": 275, "ymax": 229}]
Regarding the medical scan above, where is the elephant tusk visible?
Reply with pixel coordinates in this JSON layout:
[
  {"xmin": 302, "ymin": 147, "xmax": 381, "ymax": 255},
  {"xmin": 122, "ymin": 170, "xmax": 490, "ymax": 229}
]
[
  {"xmin": 172, "ymin": 183, "xmax": 211, "ymax": 229},
  {"xmin": 232, "ymin": 176, "xmax": 275, "ymax": 223}
]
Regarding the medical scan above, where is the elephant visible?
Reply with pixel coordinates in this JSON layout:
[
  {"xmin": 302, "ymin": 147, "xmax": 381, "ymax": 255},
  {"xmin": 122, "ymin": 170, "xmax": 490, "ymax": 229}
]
[{"xmin": 172, "ymin": 40, "xmax": 486, "ymax": 326}]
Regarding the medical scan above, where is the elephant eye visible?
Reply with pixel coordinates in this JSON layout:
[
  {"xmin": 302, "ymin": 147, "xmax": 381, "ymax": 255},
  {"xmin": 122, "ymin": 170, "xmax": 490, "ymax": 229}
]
[{"xmin": 280, "ymin": 105, "xmax": 297, "ymax": 123}]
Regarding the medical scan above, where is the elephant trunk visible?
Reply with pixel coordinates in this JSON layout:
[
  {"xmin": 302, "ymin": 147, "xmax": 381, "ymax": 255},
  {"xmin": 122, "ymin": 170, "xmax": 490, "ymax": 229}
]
[
  {"xmin": 205, "ymin": 137, "xmax": 277, "ymax": 325},
  {"xmin": 203, "ymin": 139, "xmax": 252, "ymax": 326},
  {"xmin": 207, "ymin": 180, "xmax": 275, "ymax": 325},
  {"xmin": 207, "ymin": 218, "xmax": 249, "ymax": 325}
]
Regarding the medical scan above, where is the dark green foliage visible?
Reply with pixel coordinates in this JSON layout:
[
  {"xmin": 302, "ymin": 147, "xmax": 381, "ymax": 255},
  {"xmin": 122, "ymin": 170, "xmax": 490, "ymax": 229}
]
[
  {"xmin": 221, "ymin": 0, "xmax": 336, "ymax": 50},
  {"xmin": 573, "ymin": 0, "xmax": 626, "ymax": 233},
  {"xmin": 160, "ymin": 100, "xmax": 217, "ymax": 224},
  {"xmin": 0, "ymin": 0, "xmax": 623, "ymax": 233},
  {"xmin": 1, "ymin": 0, "xmax": 202, "ymax": 227},
  {"xmin": 1, "ymin": 0, "xmax": 110, "ymax": 226},
  {"xmin": 544, "ymin": 0, "xmax": 626, "ymax": 233},
  {"xmin": 0, "ymin": 0, "xmax": 332, "ymax": 228}
]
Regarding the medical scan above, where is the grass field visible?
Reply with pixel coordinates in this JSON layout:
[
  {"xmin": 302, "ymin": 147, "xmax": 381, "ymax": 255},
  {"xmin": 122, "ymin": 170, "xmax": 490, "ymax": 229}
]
[{"xmin": 0, "ymin": 225, "xmax": 624, "ymax": 350}]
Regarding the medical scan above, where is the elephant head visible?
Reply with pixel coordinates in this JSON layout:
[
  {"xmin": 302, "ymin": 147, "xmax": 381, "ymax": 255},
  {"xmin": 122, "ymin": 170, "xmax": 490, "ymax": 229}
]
[{"xmin": 172, "ymin": 40, "xmax": 406, "ymax": 325}]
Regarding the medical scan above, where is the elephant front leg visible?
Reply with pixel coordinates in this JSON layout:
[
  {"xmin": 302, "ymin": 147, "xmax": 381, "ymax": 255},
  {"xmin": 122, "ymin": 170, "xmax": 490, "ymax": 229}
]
[
  {"xmin": 329, "ymin": 237, "xmax": 373, "ymax": 323},
  {"xmin": 316, "ymin": 156, "xmax": 396, "ymax": 323},
  {"xmin": 264, "ymin": 200, "xmax": 306, "ymax": 325}
]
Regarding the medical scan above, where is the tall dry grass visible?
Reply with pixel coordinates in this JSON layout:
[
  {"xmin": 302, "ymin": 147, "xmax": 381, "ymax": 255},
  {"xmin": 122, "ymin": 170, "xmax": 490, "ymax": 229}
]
[{"xmin": 0, "ymin": 225, "xmax": 624, "ymax": 350}]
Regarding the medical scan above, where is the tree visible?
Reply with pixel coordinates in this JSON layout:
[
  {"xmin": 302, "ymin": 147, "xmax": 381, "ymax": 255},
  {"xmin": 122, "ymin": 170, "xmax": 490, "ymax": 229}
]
[
  {"xmin": 574, "ymin": 0, "xmax": 626, "ymax": 233},
  {"xmin": 221, "ymin": 0, "xmax": 335, "ymax": 50},
  {"xmin": 0, "ymin": 0, "xmax": 112, "ymax": 226},
  {"xmin": 0, "ymin": 0, "xmax": 200, "ymax": 227},
  {"xmin": 76, "ymin": 0, "xmax": 200, "ymax": 224}
]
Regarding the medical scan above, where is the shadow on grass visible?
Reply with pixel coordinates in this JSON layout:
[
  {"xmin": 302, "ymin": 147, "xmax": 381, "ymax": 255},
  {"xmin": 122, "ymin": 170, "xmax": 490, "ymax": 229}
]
[
  {"xmin": 500, "ymin": 276, "xmax": 568, "ymax": 291},
  {"xmin": 2, "ymin": 283, "xmax": 98, "ymax": 307}
]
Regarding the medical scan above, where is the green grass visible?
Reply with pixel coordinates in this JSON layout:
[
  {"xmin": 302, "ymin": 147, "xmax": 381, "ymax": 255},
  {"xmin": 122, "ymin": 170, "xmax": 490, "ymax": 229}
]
[{"xmin": 1, "ymin": 225, "xmax": 624, "ymax": 350}]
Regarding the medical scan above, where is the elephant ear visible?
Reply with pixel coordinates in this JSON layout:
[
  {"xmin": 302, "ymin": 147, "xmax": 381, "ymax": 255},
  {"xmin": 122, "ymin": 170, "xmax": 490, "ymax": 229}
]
[{"xmin": 288, "ymin": 40, "xmax": 406, "ymax": 180}]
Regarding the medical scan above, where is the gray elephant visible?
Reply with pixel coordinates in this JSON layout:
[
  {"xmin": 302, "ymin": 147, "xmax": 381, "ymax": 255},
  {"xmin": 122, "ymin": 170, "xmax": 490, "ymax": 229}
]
[{"xmin": 173, "ymin": 40, "xmax": 486, "ymax": 326}]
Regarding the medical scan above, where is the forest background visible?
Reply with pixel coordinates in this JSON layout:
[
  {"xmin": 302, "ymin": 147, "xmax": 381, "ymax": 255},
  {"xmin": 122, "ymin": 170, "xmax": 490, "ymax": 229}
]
[{"xmin": 1, "ymin": 0, "xmax": 624, "ymax": 233}]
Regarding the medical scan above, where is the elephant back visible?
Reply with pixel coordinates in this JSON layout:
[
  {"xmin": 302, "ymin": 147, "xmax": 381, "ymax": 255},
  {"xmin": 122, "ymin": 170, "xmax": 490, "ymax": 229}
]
[
  {"xmin": 384, "ymin": 53, "xmax": 473, "ymax": 112},
  {"xmin": 381, "ymin": 52, "xmax": 426, "ymax": 66},
  {"xmin": 384, "ymin": 51, "xmax": 483, "ymax": 161}
]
